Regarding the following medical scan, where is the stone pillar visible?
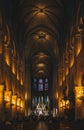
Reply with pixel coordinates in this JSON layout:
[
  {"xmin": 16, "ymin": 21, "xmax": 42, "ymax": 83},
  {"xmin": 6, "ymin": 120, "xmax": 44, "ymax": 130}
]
[
  {"xmin": 21, "ymin": 100, "xmax": 25, "ymax": 117},
  {"xmin": 11, "ymin": 56, "xmax": 17, "ymax": 75},
  {"xmin": 68, "ymin": 49, "xmax": 74, "ymax": 95},
  {"xmin": 52, "ymin": 64, "xmax": 58, "ymax": 117},
  {"xmin": 3, "ymin": 45, "xmax": 12, "ymax": 121},
  {"xmin": 16, "ymin": 57, "xmax": 20, "ymax": 81},
  {"xmin": 0, "ymin": 26, "xmax": 4, "ymax": 83},
  {"xmin": 4, "ymin": 45, "xmax": 12, "ymax": 89},
  {"xmin": 11, "ymin": 56, "xmax": 17, "ymax": 101},
  {"xmin": 0, "ymin": 26, "xmax": 5, "ymax": 122},
  {"xmin": 74, "ymin": 31, "xmax": 82, "ymax": 86},
  {"xmin": 0, "ymin": 84, "xmax": 5, "ymax": 122},
  {"xmin": 17, "ymin": 97, "xmax": 21, "ymax": 120},
  {"xmin": 4, "ymin": 90, "xmax": 12, "ymax": 121},
  {"xmin": 11, "ymin": 95, "xmax": 17, "ymax": 119},
  {"xmin": 19, "ymin": 66, "xmax": 24, "ymax": 86},
  {"xmin": 4, "ymin": 45, "xmax": 11, "ymax": 66},
  {"xmin": 74, "ymin": 29, "xmax": 83, "ymax": 120},
  {"xmin": 25, "ymin": 63, "xmax": 31, "ymax": 116}
]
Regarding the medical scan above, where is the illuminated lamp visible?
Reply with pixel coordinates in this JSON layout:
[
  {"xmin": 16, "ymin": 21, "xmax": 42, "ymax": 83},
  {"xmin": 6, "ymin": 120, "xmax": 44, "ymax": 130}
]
[
  {"xmin": 4, "ymin": 90, "xmax": 12, "ymax": 103},
  {"xmin": 17, "ymin": 97, "xmax": 21, "ymax": 107},
  {"xmin": 21, "ymin": 100, "xmax": 24, "ymax": 108},
  {"xmin": 0, "ymin": 84, "xmax": 4, "ymax": 103},
  {"xmin": 0, "ymin": 84, "xmax": 4, "ymax": 92},
  {"xmin": 75, "ymin": 86, "xmax": 84, "ymax": 100},
  {"xmin": 12, "ymin": 95, "xmax": 17, "ymax": 105}
]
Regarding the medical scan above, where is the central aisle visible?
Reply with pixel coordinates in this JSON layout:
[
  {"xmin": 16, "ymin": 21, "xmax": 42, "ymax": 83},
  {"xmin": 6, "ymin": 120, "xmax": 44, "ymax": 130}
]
[{"xmin": 36, "ymin": 121, "xmax": 49, "ymax": 130}]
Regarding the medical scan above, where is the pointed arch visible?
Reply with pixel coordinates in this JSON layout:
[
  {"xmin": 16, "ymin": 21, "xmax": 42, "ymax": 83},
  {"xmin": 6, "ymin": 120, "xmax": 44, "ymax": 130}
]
[
  {"xmin": 12, "ymin": 40, "xmax": 17, "ymax": 57},
  {"xmin": 76, "ymin": 2, "xmax": 84, "ymax": 27},
  {"xmin": 4, "ymin": 24, "xmax": 11, "ymax": 46}
]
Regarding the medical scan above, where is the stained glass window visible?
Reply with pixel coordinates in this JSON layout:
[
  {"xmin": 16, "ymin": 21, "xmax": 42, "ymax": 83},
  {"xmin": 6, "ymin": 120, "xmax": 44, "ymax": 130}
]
[
  {"xmin": 45, "ymin": 78, "xmax": 48, "ymax": 91},
  {"xmin": 33, "ymin": 78, "xmax": 37, "ymax": 90},
  {"xmin": 38, "ymin": 78, "xmax": 43, "ymax": 91}
]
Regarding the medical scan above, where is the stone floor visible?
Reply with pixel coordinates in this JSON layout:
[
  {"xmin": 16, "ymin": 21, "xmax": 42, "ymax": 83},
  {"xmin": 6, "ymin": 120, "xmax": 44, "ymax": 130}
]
[{"xmin": 0, "ymin": 119, "xmax": 84, "ymax": 130}]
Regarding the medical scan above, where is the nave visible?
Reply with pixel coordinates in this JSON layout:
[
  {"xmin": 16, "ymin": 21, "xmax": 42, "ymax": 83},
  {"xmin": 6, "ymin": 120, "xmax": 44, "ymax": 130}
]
[
  {"xmin": 0, "ymin": 0, "xmax": 84, "ymax": 125},
  {"xmin": 1, "ymin": 119, "xmax": 84, "ymax": 130}
]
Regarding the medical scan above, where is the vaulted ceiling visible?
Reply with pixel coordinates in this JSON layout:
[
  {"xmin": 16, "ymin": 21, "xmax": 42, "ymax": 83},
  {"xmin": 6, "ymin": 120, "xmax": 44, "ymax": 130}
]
[{"xmin": 3, "ymin": 0, "xmax": 77, "ymax": 78}]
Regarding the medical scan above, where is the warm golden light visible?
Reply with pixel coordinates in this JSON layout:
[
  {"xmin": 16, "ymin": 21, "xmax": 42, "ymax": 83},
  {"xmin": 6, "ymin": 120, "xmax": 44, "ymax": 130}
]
[
  {"xmin": 4, "ymin": 90, "xmax": 11, "ymax": 103},
  {"xmin": 0, "ymin": 84, "xmax": 4, "ymax": 104},
  {"xmin": 63, "ymin": 74, "xmax": 65, "ymax": 81},
  {"xmin": 59, "ymin": 99, "xmax": 67, "ymax": 108},
  {"xmin": 4, "ymin": 46, "xmax": 11, "ymax": 66},
  {"xmin": 38, "ymin": 70, "xmax": 44, "ymax": 73},
  {"xmin": 5, "ymin": 55, "xmax": 10, "ymax": 66},
  {"xmin": 20, "ymin": 78, "xmax": 23, "ymax": 86},
  {"xmin": 12, "ymin": 64, "xmax": 15, "ymax": 74},
  {"xmin": 69, "ymin": 51, "xmax": 74, "ymax": 68},
  {"xmin": 75, "ymin": 86, "xmax": 84, "ymax": 99},
  {"xmin": 37, "ymin": 4, "xmax": 45, "ymax": 15},
  {"xmin": 76, "ymin": 42, "xmax": 82, "ymax": 56},
  {"xmin": 25, "ymin": 92, "xmax": 28, "ymax": 100},
  {"xmin": 38, "ymin": 4, "xmax": 45, "ymax": 9},
  {"xmin": 12, "ymin": 95, "xmax": 17, "ymax": 105},
  {"xmin": 62, "ymin": 100, "xmax": 65, "ymax": 107},
  {"xmin": 59, "ymin": 102, "xmax": 62, "ymax": 108},
  {"xmin": 65, "ymin": 66, "xmax": 69, "ymax": 76},
  {"xmin": 66, "ymin": 100, "xmax": 70, "ymax": 105},
  {"xmin": 70, "ymin": 58, "xmax": 74, "ymax": 68},
  {"xmin": 21, "ymin": 100, "xmax": 24, "ymax": 108},
  {"xmin": 17, "ymin": 97, "xmax": 21, "ymax": 107},
  {"xmin": 77, "ymin": 71, "xmax": 82, "ymax": 86},
  {"xmin": 37, "ymin": 53, "xmax": 48, "ymax": 59},
  {"xmin": 33, "ymin": 31, "xmax": 50, "ymax": 41},
  {"xmin": 75, "ymin": 35, "xmax": 82, "ymax": 56},
  {"xmin": 55, "ymin": 92, "xmax": 58, "ymax": 99},
  {"xmin": 37, "ymin": 63, "xmax": 45, "ymax": 67},
  {"xmin": 0, "ymin": 84, "xmax": 4, "ymax": 92},
  {"xmin": 17, "ymin": 72, "xmax": 19, "ymax": 80},
  {"xmin": 36, "ymin": 11, "xmax": 45, "ymax": 19},
  {"xmin": 59, "ymin": 77, "xmax": 62, "ymax": 86}
]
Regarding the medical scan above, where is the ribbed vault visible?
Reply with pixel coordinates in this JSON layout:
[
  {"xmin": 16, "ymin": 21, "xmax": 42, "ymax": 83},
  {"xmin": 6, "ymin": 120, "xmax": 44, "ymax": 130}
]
[{"xmin": 3, "ymin": 0, "xmax": 76, "ymax": 78}]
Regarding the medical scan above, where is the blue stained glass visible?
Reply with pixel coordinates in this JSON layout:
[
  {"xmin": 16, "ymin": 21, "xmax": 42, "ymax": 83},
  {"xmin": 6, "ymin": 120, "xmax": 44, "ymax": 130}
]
[
  {"xmin": 34, "ymin": 78, "xmax": 37, "ymax": 83},
  {"xmin": 45, "ymin": 78, "xmax": 48, "ymax": 82},
  {"xmin": 39, "ymin": 79, "xmax": 43, "ymax": 83}
]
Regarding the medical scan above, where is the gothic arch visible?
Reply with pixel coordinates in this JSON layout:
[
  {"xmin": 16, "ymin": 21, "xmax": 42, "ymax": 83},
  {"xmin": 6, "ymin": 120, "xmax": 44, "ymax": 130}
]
[
  {"xmin": 4, "ymin": 24, "xmax": 11, "ymax": 46},
  {"xmin": 76, "ymin": 2, "xmax": 84, "ymax": 27}
]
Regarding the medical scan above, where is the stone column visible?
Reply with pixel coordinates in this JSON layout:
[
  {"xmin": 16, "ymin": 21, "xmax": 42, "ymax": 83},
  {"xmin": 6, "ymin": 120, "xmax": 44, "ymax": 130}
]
[
  {"xmin": 11, "ymin": 95, "xmax": 17, "ymax": 119},
  {"xmin": 68, "ymin": 49, "xmax": 74, "ymax": 94},
  {"xmin": 0, "ymin": 26, "xmax": 4, "ymax": 82},
  {"xmin": 4, "ymin": 90, "xmax": 12, "ymax": 121},
  {"xmin": 0, "ymin": 28, "xmax": 5, "ymax": 122},
  {"xmin": 4, "ymin": 45, "xmax": 11, "ymax": 66},
  {"xmin": 74, "ymin": 29, "xmax": 83, "ymax": 120},
  {"xmin": 17, "ymin": 97, "xmax": 21, "ymax": 120},
  {"xmin": 25, "ymin": 63, "xmax": 31, "ymax": 116},
  {"xmin": 52, "ymin": 63, "xmax": 58, "ymax": 117},
  {"xmin": 0, "ymin": 84, "xmax": 5, "ymax": 122},
  {"xmin": 11, "ymin": 56, "xmax": 17, "ymax": 75},
  {"xmin": 4, "ymin": 45, "xmax": 12, "ymax": 121},
  {"xmin": 74, "ymin": 31, "xmax": 82, "ymax": 86}
]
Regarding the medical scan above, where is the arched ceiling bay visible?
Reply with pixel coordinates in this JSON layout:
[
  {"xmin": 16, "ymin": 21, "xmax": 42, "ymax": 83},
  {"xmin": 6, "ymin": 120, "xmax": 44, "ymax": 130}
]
[{"xmin": 3, "ymin": 0, "xmax": 76, "ymax": 78}]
